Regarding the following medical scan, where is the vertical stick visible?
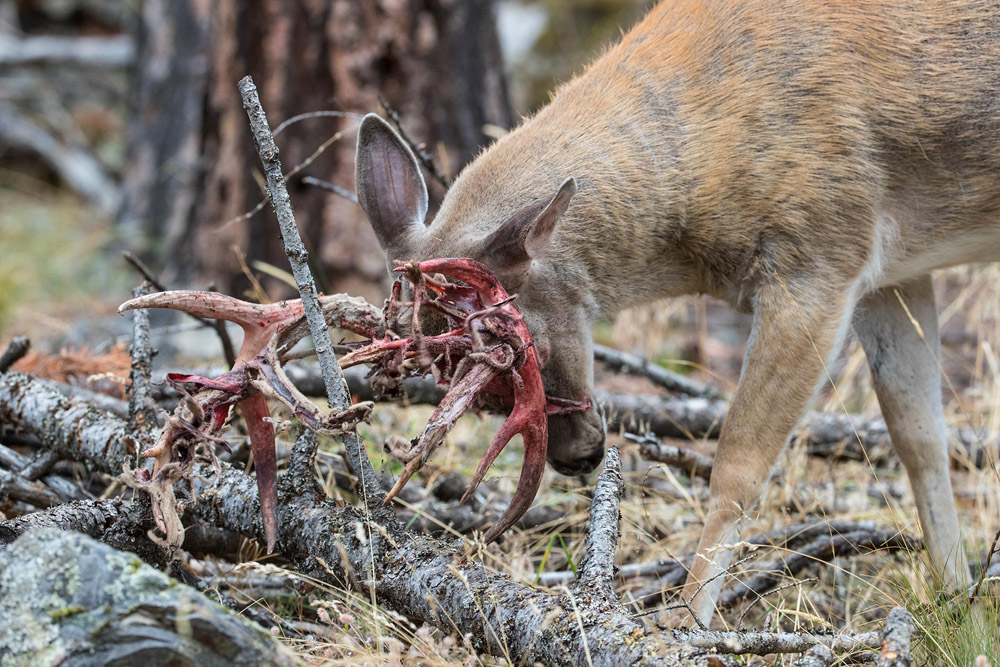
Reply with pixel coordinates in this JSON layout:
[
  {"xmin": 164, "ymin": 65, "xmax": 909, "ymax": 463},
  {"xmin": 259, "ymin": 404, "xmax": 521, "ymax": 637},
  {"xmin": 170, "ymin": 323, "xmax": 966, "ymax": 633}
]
[
  {"xmin": 128, "ymin": 282, "xmax": 157, "ymax": 432},
  {"xmin": 577, "ymin": 445, "xmax": 624, "ymax": 595},
  {"xmin": 237, "ymin": 75, "xmax": 382, "ymax": 506}
]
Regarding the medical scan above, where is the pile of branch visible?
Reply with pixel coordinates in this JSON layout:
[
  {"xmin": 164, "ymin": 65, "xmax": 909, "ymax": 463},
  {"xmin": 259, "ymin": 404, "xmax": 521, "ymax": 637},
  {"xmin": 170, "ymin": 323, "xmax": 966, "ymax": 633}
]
[{"xmin": 0, "ymin": 75, "xmax": 935, "ymax": 665}]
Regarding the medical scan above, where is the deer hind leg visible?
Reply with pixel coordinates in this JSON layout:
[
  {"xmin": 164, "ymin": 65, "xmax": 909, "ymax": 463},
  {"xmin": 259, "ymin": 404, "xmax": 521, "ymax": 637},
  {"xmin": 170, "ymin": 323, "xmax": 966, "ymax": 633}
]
[
  {"xmin": 676, "ymin": 279, "xmax": 857, "ymax": 627},
  {"xmin": 853, "ymin": 275, "xmax": 971, "ymax": 589}
]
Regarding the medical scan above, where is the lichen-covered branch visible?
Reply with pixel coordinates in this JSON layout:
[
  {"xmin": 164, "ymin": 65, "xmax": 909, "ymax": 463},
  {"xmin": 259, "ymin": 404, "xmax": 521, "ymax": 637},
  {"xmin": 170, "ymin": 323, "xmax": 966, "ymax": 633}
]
[
  {"xmin": 0, "ymin": 371, "xmax": 718, "ymax": 666},
  {"xmin": 878, "ymin": 607, "xmax": 913, "ymax": 667},
  {"xmin": 593, "ymin": 343, "xmax": 721, "ymax": 399},
  {"xmin": 238, "ymin": 75, "xmax": 383, "ymax": 508},
  {"xmin": 576, "ymin": 445, "xmax": 624, "ymax": 595}
]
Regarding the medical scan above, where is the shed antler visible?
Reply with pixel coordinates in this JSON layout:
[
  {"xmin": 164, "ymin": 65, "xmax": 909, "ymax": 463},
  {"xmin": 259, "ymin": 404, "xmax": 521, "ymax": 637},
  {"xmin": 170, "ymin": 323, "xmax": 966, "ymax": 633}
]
[{"xmin": 118, "ymin": 259, "xmax": 587, "ymax": 549}]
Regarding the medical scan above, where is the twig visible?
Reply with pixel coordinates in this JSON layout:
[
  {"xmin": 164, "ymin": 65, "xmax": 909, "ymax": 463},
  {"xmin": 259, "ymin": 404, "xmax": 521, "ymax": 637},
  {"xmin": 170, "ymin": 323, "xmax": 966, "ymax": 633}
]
[
  {"xmin": 0, "ymin": 373, "xmax": 711, "ymax": 666},
  {"xmin": 969, "ymin": 527, "xmax": 1000, "ymax": 602},
  {"xmin": 238, "ymin": 75, "xmax": 383, "ymax": 507},
  {"xmin": 878, "ymin": 607, "xmax": 913, "ymax": 667},
  {"xmin": 377, "ymin": 94, "xmax": 451, "ymax": 189},
  {"xmin": 0, "ymin": 337, "xmax": 29, "ymax": 373},
  {"xmin": 123, "ymin": 252, "xmax": 237, "ymax": 367},
  {"xmin": 670, "ymin": 628, "xmax": 880, "ymax": 655},
  {"xmin": 736, "ymin": 577, "xmax": 818, "ymax": 630},
  {"xmin": 127, "ymin": 283, "xmax": 158, "ymax": 432},
  {"xmin": 626, "ymin": 432, "xmax": 714, "ymax": 480},
  {"xmin": 273, "ymin": 110, "xmax": 364, "ymax": 136},
  {"xmin": 593, "ymin": 343, "xmax": 721, "ymax": 398},
  {"xmin": 720, "ymin": 530, "xmax": 919, "ymax": 609},
  {"xmin": 576, "ymin": 446, "xmax": 624, "ymax": 596},
  {"xmin": 301, "ymin": 176, "xmax": 359, "ymax": 205},
  {"xmin": 0, "ymin": 443, "xmax": 85, "ymax": 502},
  {"xmin": 0, "ymin": 34, "xmax": 134, "ymax": 67}
]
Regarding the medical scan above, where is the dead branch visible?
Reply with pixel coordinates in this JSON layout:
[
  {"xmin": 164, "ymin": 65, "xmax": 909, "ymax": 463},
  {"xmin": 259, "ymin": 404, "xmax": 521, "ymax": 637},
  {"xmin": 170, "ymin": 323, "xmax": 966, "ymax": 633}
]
[
  {"xmin": 0, "ymin": 373, "xmax": 719, "ymax": 666},
  {"xmin": 0, "ymin": 498, "xmax": 126, "ymax": 546},
  {"xmin": 0, "ymin": 337, "xmax": 29, "ymax": 373},
  {"xmin": 795, "ymin": 644, "xmax": 836, "ymax": 667},
  {"xmin": 0, "ymin": 101, "xmax": 120, "ymax": 214},
  {"xmin": 239, "ymin": 75, "xmax": 383, "ymax": 507},
  {"xmin": 127, "ymin": 282, "xmax": 159, "ymax": 432},
  {"xmin": 301, "ymin": 175, "xmax": 359, "ymax": 205},
  {"xmin": 878, "ymin": 607, "xmax": 913, "ymax": 667},
  {"xmin": 0, "ymin": 34, "xmax": 134, "ymax": 67},
  {"xmin": 670, "ymin": 628, "xmax": 880, "ymax": 655},
  {"xmin": 593, "ymin": 343, "xmax": 721, "ymax": 398},
  {"xmin": 0, "ymin": 443, "xmax": 86, "ymax": 502},
  {"xmin": 720, "ymin": 530, "xmax": 920, "ymax": 609},
  {"xmin": 0, "ymin": 528, "xmax": 297, "ymax": 666},
  {"xmin": 0, "ymin": 467, "xmax": 62, "ymax": 508},
  {"xmin": 576, "ymin": 445, "xmax": 624, "ymax": 596},
  {"xmin": 123, "ymin": 251, "xmax": 237, "ymax": 367},
  {"xmin": 627, "ymin": 432, "xmax": 714, "ymax": 480}
]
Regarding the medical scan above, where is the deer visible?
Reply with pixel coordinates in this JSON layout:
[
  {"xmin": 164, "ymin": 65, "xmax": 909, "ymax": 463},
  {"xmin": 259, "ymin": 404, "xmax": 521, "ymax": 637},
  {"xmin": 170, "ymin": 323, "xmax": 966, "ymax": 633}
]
[{"xmin": 353, "ymin": 0, "xmax": 1000, "ymax": 626}]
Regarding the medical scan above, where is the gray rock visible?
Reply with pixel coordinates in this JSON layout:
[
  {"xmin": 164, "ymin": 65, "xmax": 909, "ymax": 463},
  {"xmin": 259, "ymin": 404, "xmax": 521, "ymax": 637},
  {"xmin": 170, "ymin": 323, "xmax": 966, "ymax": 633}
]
[{"xmin": 0, "ymin": 528, "xmax": 299, "ymax": 666}]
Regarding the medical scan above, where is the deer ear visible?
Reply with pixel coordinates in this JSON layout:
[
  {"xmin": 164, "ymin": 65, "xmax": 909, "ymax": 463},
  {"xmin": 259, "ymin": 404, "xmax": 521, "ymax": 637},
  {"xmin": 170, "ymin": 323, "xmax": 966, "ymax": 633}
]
[
  {"xmin": 484, "ymin": 177, "xmax": 577, "ymax": 266},
  {"xmin": 355, "ymin": 113, "xmax": 429, "ymax": 253}
]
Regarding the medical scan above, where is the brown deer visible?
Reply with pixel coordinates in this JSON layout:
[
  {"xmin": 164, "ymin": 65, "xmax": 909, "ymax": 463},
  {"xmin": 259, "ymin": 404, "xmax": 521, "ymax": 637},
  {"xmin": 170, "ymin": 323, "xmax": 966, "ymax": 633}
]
[{"xmin": 354, "ymin": 0, "xmax": 999, "ymax": 626}]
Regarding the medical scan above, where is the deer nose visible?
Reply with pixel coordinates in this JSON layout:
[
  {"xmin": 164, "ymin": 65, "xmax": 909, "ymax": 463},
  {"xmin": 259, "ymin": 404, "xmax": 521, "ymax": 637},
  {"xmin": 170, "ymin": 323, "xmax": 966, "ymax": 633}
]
[{"xmin": 546, "ymin": 406, "xmax": 606, "ymax": 476}]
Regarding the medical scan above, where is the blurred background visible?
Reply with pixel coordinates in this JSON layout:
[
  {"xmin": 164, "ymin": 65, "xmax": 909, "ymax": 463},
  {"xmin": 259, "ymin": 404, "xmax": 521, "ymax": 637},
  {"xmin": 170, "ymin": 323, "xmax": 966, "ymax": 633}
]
[
  {"xmin": 0, "ymin": 0, "xmax": 996, "ymax": 421},
  {"xmin": 0, "ymin": 0, "xmax": 659, "ymax": 345}
]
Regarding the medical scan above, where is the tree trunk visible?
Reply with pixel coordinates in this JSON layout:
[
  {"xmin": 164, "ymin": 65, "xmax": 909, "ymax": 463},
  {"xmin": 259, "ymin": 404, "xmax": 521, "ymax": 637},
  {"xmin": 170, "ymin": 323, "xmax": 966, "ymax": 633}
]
[{"xmin": 119, "ymin": 0, "xmax": 512, "ymax": 299}]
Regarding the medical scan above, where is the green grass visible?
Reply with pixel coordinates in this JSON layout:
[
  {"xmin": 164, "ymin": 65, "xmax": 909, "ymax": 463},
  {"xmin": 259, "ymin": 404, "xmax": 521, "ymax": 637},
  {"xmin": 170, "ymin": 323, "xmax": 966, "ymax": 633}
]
[{"xmin": 0, "ymin": 177, "xmax": 130, "ymax": 334}]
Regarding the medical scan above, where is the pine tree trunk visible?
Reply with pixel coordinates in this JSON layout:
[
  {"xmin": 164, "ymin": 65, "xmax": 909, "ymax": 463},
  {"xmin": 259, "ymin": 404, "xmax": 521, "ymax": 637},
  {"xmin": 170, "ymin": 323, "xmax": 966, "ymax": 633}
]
[{"xmin": 120, "ymin": 0, "xmax": 512, "ymax": 298}]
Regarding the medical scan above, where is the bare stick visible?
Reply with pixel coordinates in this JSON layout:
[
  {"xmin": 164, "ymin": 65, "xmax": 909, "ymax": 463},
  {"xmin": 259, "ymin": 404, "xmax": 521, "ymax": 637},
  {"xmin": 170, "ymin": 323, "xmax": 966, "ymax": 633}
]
[
  {"xmin": 301, "ymin": 176, "xmax": 359, "ymax": 205},
  {"xmin": 0, "ymin": 337, "xmax": 29, "ymax": 373},
  {"xmin": 123, "ymin": 252, "xmax": 237, "ymax": 367},
  {"xmin": 377, "ymin": 94, "xmax": 451, "ymax": 189},
  {"xmin": 127, "ymin": 283, "xmax": 158, "ymax": 432},
  {"xmin": 238, "ymin": 75, "xmax": 382, "ymax": 506},
  {"xmin": 626, "ymin": 432, "xmax": 714, "ymax": 480},
  {"xmin": 593, "ymin": 343, "xmax": 721, "ymax": 398},
  {"xmin": 576, "ymin": 446, "xmax": 624, "ymax": 595},
  {"xmin": 671, "ymin": 628, "xmax": 880, "ymax": 655},
  {"xmin": 878, "ymin": 607, "xmax": 913, "ymax": 667},
  {"xmin": 969, "ymin": 527, "xmax": 1000, "ymax": 602}
]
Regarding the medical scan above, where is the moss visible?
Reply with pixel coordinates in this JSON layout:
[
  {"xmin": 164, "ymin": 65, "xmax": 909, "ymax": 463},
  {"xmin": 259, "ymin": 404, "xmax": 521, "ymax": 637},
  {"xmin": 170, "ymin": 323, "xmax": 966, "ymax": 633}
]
[{"xmin": 49, "ymin": 606, "xmax": 87, "ymax": 619}]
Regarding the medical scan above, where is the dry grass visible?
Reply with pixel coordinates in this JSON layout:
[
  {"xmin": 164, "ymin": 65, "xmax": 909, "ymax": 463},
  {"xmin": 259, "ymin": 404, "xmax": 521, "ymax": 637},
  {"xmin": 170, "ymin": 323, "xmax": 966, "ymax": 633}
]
[{"xmin": 187, "ymin": 266, "xmax": 998, "ymax": 665}]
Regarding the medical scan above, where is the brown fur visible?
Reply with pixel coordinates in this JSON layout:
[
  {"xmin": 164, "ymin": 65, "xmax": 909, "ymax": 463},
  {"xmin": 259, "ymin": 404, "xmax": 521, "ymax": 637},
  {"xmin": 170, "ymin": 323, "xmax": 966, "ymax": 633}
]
[{"xmin": 356, "ymin": 0, "xmax": 1000, "ymax": 625}]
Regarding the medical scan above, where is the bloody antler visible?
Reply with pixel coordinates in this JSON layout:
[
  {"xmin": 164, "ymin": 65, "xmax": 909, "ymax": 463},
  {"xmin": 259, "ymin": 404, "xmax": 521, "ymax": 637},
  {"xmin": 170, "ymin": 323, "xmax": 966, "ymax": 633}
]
[{"xmin": 118, "ymin": 260, "xmax": 587, "ymax": 550}]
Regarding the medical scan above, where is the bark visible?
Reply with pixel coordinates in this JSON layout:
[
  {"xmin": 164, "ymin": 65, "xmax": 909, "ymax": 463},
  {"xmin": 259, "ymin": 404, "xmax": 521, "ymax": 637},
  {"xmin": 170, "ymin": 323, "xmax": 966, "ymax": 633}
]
[
  {"xmin": 670, "ymin": 629, "xmax": 880, "ymax": 655},
  {"xmin": 576, "ymin": 445, "xmax": 623, "ymax": 597},
  {"xmin": 0, "ymin": 528, "xmax": 298, "ymax": 666},
  {"xmin": 0, "ymin": 498, "xmax": 125, "ymax": 546},
  {"xmin": 0, "ymin": 372, "xmax": 717, "ymax": 666},
  {"xmin": 795, "ymin": 645, "xmax": 835, "ymax": 667},
  {"xmin": 878, "ymin": 607, "xmax": 913, "ymax": 667},
  {"xmin": 121, "ymin": 0, "xmax": 512, "ymax": 295}
]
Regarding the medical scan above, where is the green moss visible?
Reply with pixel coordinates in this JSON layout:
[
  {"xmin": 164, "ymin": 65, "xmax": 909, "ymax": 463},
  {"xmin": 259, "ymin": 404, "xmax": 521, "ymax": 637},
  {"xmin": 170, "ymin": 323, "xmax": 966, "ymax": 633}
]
[{"xmin": 49, "ymin": 606, "xmax": 87, "ymax": 620}]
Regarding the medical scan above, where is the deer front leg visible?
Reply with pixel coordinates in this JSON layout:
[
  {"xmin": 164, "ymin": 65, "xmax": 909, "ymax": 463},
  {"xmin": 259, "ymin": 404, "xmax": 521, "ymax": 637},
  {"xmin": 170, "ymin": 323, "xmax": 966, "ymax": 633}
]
[{"xmin": 676, "ymin": 281, "xmax": 855, "ymax": 627}]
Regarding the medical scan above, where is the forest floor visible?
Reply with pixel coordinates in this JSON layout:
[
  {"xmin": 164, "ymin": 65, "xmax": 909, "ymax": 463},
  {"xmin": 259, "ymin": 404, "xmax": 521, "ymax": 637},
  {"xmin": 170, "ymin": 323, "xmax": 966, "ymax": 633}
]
[{"xmin": 2, "ymin": 179, "xmax": 999, "ymax": 664}]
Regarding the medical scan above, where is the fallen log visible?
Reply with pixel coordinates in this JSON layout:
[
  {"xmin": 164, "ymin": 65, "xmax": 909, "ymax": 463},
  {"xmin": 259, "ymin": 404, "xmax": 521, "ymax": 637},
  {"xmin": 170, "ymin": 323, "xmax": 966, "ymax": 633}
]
[
  {"xmin": 0, "ymin": 528, "xmax": 297, "ymax": 666},
  {"xmin": 0, "ymin": 371, "xmax": 720, "ymax": 665}
]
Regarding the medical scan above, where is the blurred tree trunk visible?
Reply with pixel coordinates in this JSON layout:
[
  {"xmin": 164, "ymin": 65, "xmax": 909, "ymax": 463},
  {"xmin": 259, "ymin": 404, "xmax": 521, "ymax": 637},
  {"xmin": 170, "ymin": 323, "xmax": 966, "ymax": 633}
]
[{"xmin": 119, "ymin": 0, "xmax": 511, "ymax": 300}]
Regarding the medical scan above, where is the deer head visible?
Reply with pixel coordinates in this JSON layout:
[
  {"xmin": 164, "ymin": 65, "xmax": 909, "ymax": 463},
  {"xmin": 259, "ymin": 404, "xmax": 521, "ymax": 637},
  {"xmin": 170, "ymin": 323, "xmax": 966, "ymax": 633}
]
[{"xmin": 355, "ymin": 114, "xmax": 606, "ymax": 477}]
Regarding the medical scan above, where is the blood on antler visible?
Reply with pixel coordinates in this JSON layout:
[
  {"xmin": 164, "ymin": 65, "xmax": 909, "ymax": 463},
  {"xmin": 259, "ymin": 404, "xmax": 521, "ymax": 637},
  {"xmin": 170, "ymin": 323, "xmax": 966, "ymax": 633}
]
[{"xmin": 118, "ymin": 259, "xmax": 588, "ymax": 550}]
